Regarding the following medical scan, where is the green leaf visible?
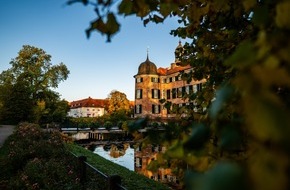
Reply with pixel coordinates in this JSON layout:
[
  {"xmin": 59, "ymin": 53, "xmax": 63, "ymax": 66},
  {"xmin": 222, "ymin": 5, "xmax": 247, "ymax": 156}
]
[
  {"xmin": 245, "ymin": 97, "xmax": 290, "ymax": 143},
  {"xmin": 275, "ymin": 2, "xmax": 290, "ymax": 30},
  {"xmin": 209, "ymin": 85, "xmax": 234, "ymax": 119},
  {"xmin": 118, "ymin": 0, "xmax": 133, "ymax": 15},
  {"xmin": 224, "ymin": 41, "xmax": 256, "ymax": 68},
  {"xmin": 106, "ymin": 13, "xmax": 120, "ymax": 35},
  {"xmin": 152, "ymin": 15, "xmax": 164, "ymax": 24},
  {"xmin": 147, "ymin": 160, "xmax": 159, "ymax": 172},
  {"xmin": 242, "ymin": 0, "xmax": 257, "ymax": 11},
  {"xmin": 186, "ymin": 162, "xmax": 247, "ymax": 190},
  {"xmin": 183, "ymin": 123, "xmax": 210, "ymax": 151},
  {"xmin": 220, "ymin": 126, "xmax": 242, "ymax": 151},
  {"xmin": 252, "ymin": 6, "xmax": 269, "ymax": 27},
  {"xmin": 128, "ymin": 118, "xmax": 147, "ymax": 132},
  {"xmin": 203, "ymin": 162, "xmax": 247, "ymax": 190},
  {"xmin": 166, "ymin": 141, "xmax": 184, "ymax": 159}
]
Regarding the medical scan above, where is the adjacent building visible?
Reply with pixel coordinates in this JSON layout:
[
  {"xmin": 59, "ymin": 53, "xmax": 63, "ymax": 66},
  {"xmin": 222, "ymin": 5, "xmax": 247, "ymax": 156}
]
[
  {"xmin": 68, "ymin": 97, "xmax": 108, "ymax": 118},
  {"xmin": 133, "ymin": 42, "xmax": 206, "ymax": 118}
]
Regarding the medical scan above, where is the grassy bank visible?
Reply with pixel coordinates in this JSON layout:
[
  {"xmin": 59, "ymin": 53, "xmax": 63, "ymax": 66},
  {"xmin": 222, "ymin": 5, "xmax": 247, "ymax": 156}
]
[{"xmin": 66, "ymin": 143, "xmax": 170, "ymax": 190}]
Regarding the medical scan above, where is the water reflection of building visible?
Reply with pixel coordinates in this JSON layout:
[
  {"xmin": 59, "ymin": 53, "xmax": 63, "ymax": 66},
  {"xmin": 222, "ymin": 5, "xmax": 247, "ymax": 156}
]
[{"xmin": 134, "ymin": 144, "xmax": 179, "ymax": 187}]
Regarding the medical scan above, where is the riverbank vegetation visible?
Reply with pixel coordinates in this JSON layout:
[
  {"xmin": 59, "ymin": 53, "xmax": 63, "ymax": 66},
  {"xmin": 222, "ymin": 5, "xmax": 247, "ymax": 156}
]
[
  {"xmin": 0, "ymin": 123, "xmax": 81, "ymax": 189},
  {"xmin": 0, "ymin": 122, "xmax": 169, "ymax": 190}
]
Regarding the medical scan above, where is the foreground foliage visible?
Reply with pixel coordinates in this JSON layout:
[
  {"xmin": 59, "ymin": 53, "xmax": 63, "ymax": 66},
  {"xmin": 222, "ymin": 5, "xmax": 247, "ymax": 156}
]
[
  {"xmin": 68, "ymin": 1, "xmax": 290, "ymax": 189},
  {"xmin": 0, "ymin": 123, "xmax": 81, "ymax": 189}
]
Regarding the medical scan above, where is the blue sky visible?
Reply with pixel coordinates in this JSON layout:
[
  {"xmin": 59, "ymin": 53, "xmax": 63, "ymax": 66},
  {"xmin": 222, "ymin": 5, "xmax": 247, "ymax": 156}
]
[{"xmin": 0, "ymin": 0, "xmax": 181, "ymax": 101}]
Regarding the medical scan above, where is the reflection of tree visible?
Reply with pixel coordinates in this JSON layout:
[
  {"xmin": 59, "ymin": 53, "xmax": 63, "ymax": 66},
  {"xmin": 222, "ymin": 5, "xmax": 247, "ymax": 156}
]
[
  {"xmin": 109, "ymin": 144, "xmax": 125, "ymax": 158},
  {"xmin": 123, "ymin": 143, "xmax": 129, "ymax": 152},
  {"xmin": 101, "ymin": 143, "xmax": 131, "ymax": 158}
]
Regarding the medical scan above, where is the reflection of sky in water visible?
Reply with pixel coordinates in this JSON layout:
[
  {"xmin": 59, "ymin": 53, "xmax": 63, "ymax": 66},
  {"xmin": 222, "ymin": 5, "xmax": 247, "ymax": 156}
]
[{"xmin": 94, "ymin": 146, "xmax": 135, "ymax": 171}]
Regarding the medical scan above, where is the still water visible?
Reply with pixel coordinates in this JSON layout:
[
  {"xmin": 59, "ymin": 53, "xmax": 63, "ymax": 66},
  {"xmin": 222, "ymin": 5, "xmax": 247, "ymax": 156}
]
[{"xmin": 93, "ymin": 143, "xmax": 135, "ymax": 171}]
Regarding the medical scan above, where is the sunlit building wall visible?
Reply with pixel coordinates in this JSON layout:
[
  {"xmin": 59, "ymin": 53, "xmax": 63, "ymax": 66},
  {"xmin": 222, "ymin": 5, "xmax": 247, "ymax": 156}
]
[
  {"xmin": 133, "ymin": 42, "xmax": 206, "ymax": 118},
  {"xmin": 68, "ymin": 97, "xmax": 108, "ymax": 118}
]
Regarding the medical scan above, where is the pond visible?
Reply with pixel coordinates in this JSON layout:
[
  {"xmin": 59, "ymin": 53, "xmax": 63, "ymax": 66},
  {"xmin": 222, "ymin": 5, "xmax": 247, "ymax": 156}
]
[{"xmin": 93, "ymin": 143, "xmax": 135, "ymax": 171}]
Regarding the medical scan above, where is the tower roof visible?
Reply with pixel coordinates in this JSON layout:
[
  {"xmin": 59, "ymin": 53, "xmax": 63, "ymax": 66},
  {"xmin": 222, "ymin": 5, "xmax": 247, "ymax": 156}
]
[
  {"xmin": 175, "ymin": 40, "xmax": 184, "ymax": 62},
  {"xmin": 137, "ymin": 54, "xmax": 157, "ymax": 75}
]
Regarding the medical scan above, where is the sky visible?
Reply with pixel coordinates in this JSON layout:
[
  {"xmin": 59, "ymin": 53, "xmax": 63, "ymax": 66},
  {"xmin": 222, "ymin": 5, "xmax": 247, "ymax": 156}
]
[{"xmin": 0, "ymin": 0, "xmax": 182, "ymax": 101}]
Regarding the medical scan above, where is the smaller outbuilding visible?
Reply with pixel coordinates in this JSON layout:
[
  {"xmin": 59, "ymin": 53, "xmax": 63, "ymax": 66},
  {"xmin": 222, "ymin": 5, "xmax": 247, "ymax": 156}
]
[{"xmin": 68, "ymin": 97, "xmax": 108, "ymax": 118}]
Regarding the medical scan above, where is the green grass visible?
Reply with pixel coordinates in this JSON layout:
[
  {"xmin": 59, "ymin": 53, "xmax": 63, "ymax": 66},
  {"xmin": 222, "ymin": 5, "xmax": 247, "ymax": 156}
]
[{"xmin": 66, "ymin": 143, "xmax": 170, "ymax": 190}]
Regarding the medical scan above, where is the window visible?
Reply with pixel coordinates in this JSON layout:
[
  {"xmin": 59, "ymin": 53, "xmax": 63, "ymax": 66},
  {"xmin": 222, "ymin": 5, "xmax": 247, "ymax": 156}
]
[
  {"xmin": 162, "ymin": 78, "xmax": 166, "ymax": 83},
  {"xmin": 185, "ymin": 85, "xmax": 193, "ymax": 94},
  {"xmin": 169, "ymin": 77, "xmax": 173, "ymax": 82},
  {"xmin": 172, "ymin": 88, "xmax": 177, "ymax": 99},
  {"xmin": 151, "ymin": 77, "xmax": 159, "ymax": 83},
  {"xmin": 162, "ymin": 90, "xmax": 165, "ymax": 99},
  {"xmin": 135, "ymin": 157, "xmax": 142, "ymax": 167},
  {"xmin": 182, "ymin": 86, "xmax": 186, "ymax": 97},
  {"xmin": 151, "ymin": 89, "xmax": 160, "ymax": 99},
  {"xmin": 166, "ymin": 89, "xmax": 171, "ymax": 99},
  {"xmin": 87, "ymin": 109, "xmax": 90, "ymax": 111},
  {"xmin": 193, "ymin": 85, "xmax": 197, "ymax": 93},
  {"xmin": 177, "ymin": 87, "xmax": 182, "ymax": 98},
  {"xmin": 136, "ymin": 77, "xmax": 143, "ymax": 83},
  {"xmin": 136, "ymin": 89, "xmax": 143, "ymax": 99},
  {"xmin": 152, "ymin": 104, "xmax": 161, "ymax": 114},
  {"xmin": 135, "ymin": 105, "xmax": 142, "ymax": 114},
  {"xmin": 175, "ymin": 76, "xmax": 179, "ymax": 81},
  {"xmin": 197, "ymin": 83, "xmax": 203, "ymax": 92}
]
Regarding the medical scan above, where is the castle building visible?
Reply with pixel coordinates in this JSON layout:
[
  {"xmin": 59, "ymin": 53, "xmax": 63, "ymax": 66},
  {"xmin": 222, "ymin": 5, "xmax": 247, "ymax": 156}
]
[{"xmin": 133, "ymin": 42, "xmax": 206, "ymax": 118}]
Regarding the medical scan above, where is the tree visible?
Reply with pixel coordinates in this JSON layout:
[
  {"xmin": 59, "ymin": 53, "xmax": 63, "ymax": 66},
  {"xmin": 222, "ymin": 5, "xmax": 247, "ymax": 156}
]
[
  {"xmin": 0, "ymin": 79, "xmax": 34, "ymax": 124},
  {"xmin": 4, "ymin": 45, "xmax": 69, "ymax": 100},
  {"xmin": 68, "ymin": 1, "xmax": 290, "ymax": 190},
  {"xmin": 107, "ymin": 90, "xmax": 131, "ymax": 115},
  {"xmin": 38, "ymin": 90, "xmax": 70, "ymax": 125},
  {"xmin": 0, "ymin": 45, "xmax": 70, "ymax": 124}
]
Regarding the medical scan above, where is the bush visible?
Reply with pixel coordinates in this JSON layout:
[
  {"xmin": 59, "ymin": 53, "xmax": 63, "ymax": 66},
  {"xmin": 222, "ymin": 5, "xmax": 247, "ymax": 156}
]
[
  {"xmin": 104, "ymin": 121, "xmax": 113, "ymax": 130},
  {"xmin": 0, "ymin": 122, "xmax": 81, "ymax": 189}
]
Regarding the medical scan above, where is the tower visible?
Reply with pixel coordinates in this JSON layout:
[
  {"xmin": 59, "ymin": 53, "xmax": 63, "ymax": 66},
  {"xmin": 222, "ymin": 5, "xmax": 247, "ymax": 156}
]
[{"xmin": 133, "ymin": 53, "xmax": 161, "ymax": 118}]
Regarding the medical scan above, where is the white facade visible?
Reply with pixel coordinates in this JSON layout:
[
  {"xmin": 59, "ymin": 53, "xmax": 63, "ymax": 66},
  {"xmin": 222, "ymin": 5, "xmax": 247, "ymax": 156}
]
[
  {"xmin": 68, "ymin": 97, "xmax": 107, "ymax": 118},
  {"xmin": 68, "ymin": 107, "xmax": 105, "ymax": 118}
]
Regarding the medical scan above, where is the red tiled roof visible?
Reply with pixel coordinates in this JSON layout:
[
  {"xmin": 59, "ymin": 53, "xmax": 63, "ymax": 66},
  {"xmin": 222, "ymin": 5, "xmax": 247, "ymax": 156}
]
[
  {"xmin": 69, "ymin": 97, "xmax": 108, "ymax": 108},
  {"xmin": 157, "ymin": 68, "xmax": 167, "ymax": 76},
  {"xmin": 157, "ymin": 65, "xmax": 191, "ymax": 76}
]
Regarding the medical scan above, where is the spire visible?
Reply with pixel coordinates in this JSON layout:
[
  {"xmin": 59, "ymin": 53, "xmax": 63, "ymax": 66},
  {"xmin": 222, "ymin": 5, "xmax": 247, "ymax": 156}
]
[{"xmin": 146, "ymin": 46, "xmax": 149, "ymax": 61}]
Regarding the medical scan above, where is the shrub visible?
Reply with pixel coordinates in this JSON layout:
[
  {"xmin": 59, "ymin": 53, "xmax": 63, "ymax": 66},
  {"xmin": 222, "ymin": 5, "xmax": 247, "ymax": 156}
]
[
  {"xmin": 0, "ymin": 122, "xmax": 81, "ymax": 189},
  {"xmin": 104, "ymin": 121, "xmax": 113, "ymax": 130}
]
